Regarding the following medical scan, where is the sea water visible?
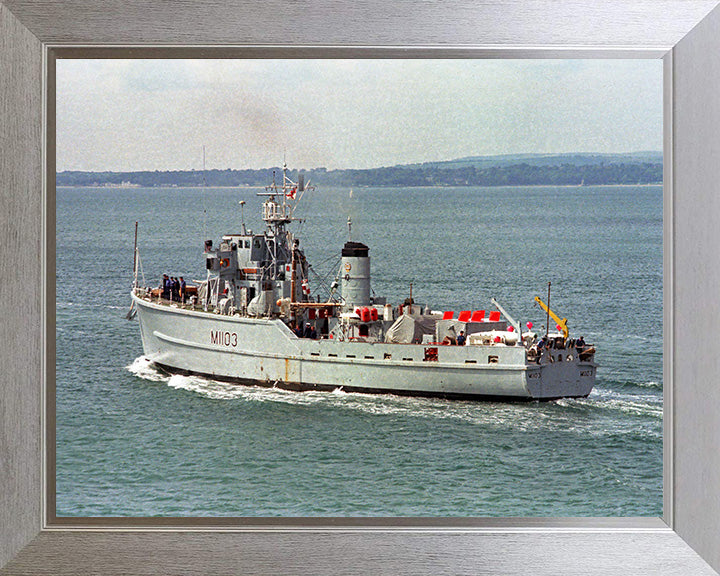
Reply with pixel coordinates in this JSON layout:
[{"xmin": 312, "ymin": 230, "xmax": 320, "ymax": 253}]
[{"xmin": 56, "ymin": 184, "xmax": 662, "ymax": 517}]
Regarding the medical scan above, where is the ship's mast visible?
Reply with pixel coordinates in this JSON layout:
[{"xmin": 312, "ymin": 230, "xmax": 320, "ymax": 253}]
[
  {"xmin": 132, "ymin": 221, "xmax": 139, "ymax": 289},
  {"xmin": 254, "ymin": 163, "xmax": 309, "ymax": 286},
  {"xmin": 239, "ymin": 200, "xmax": 247, "ymax": 235},
  {"xmin": 546, "ymin": 282, "xmax": 551, "ymax": 337},
  {"xmin": 202, "ymin": 145, "xmax": 207, "ymax": 244},
  {"xmin": 257, "ymin": 163, "xmax": 297, "ymax": 232}
]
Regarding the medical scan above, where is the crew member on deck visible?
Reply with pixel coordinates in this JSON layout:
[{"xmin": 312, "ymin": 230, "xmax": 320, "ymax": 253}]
[
  {"xmin": 303, "ymin": 323, "xmax": 314, "ymax": 338},
  {"xmin": 170, "ymin": 277, "xmax": 177, "ymax": 301},
  {"xmin": 179, "ymin": 277, "xmax": 186, "ymax": 303},
  {"xmin": 456, "ymin": 330, "xmax": 466, "ymax": 346},
  {"xmin": 161, "ymin": 274, "xmax": 170, "ymax": 299},
  {"xmin": 536, "ymin": 336, "xmax": 547, "ymax": 358}
]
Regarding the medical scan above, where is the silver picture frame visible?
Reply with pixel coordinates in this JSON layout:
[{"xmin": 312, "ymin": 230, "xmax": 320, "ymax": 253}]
[{"xmin": 2, "ymin": 1, "xmax": 720, "ymax": 574}]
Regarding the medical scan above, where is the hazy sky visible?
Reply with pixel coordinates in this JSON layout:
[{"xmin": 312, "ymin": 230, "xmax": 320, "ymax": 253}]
[{"xmin": 56, "ymin": 59, "xmax": 663, "ymax": 172}]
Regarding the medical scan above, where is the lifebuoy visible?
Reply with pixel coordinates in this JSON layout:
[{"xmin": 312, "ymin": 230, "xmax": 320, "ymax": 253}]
[{"xmin": 220, "ymin": 258, "xmax": 230, "ymax": 268}]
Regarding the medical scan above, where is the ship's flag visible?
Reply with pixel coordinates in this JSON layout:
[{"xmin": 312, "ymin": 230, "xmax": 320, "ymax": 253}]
[{"xmin": 287, "ymin": 187, "xmax": 297, "ymax": 199}]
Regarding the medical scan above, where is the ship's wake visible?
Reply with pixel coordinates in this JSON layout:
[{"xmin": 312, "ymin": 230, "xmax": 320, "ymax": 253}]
[
  {"xmin": 125, "ymin": 356, "xmax": 662, "ymax": 437},
  {"xmin": 555, "ymin": 388, "xmax": 663, "ymax": 419}
]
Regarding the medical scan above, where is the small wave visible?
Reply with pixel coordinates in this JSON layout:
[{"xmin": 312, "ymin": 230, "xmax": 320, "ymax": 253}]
[
  {"xmin": 553, "ymin": 398, "xmax": 581, "ymax": 409},
  {"xmin": 126, "ymin": 356, "xmax": 168, "ymax": 382},
  {"xmin": 603, "ymin": 398, "xmax": 663, "ymax": 418},
  {"xmin": 165, "ymin": 374, "xmax": 253, "ymax": 400},
  {"xmin": 626, "ymin": 380, "xmax": 662, "ymax": 390}
]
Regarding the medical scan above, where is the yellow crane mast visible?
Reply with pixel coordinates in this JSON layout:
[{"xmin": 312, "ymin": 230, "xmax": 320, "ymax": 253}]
[{"xmin": 534, "ymin": 296, "xmax": 569, "ymax": 339}]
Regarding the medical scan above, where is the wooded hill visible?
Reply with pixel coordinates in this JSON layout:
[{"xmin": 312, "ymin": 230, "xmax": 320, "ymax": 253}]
[{"xmin": 57, "ymin": 152, "xmax": 663, "ymax": 188}]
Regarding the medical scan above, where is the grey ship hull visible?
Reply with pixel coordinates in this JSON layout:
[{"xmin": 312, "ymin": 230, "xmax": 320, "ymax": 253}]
[{"xmin": 132, "ymin": 293, "xmax": 597, "ymax": 401}]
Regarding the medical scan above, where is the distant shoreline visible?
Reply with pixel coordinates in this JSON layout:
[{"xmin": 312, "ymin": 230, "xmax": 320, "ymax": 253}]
[{"xmin": 55, "ymin": 152, "xmax": 663, "ymax": 189}]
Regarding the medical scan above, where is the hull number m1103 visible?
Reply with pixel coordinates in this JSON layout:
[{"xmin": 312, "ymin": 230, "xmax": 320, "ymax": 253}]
[{"xmin": 211, "ymin": 330, "xmax": 238, "ymax": 347}]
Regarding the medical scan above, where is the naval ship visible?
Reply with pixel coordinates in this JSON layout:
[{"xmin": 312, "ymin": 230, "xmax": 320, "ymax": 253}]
[{"xmin": 130, "ymin": 166, "xmax": 597, "ymax": 401}]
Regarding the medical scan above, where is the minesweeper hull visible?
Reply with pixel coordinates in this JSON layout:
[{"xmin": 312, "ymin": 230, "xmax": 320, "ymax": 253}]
[{"xmin": 132, "ymin": 294, "xmax": 596, "ymax": 401}]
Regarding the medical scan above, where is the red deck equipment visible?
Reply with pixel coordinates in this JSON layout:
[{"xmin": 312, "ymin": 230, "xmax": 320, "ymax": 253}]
[
  {"xmin": 458, "ymin": 310, "xmax": 472, "ymax": 322},
  {"xmin": 471, "ymin": 310, "xmax": 485, "ymax": 322}
]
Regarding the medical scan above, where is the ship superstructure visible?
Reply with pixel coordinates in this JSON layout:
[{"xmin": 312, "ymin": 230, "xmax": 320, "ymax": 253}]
[{"xmin": 130, "ymin": 166, "xmax": 597, "ymax": 400}]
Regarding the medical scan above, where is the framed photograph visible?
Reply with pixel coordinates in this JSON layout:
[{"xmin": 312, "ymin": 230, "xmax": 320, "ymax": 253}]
[{"xmin": 2, "ymin": 1, "xmax": 720, "ymax": 574}]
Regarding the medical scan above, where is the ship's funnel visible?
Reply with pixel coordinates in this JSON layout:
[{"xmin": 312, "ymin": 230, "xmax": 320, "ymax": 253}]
[{"xmin": 341, "ymin": 241, "xmax": 371, "ymax": 309}]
